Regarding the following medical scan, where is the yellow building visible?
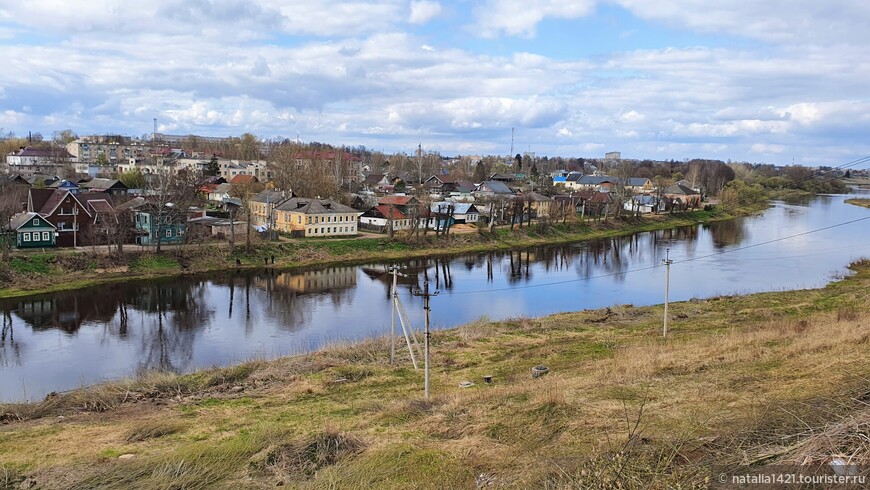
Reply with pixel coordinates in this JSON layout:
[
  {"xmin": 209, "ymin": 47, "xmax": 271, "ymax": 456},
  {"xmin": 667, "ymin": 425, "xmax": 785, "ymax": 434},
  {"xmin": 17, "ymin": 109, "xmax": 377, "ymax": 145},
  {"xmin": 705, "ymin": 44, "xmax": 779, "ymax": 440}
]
[
  {"xmin": 274, "ymin": 197, "xmax": 362, "ymax": 237},
  {"xmin": 250, "ymin": 190, "xmax": 291, "ymax": 227}
]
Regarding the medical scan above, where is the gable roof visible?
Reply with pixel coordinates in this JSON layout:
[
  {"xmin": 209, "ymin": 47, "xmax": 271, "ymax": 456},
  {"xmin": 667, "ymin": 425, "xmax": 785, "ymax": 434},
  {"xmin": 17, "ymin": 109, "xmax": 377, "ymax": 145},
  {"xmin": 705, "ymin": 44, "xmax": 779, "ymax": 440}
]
[
  {"xmin": 48, "ymin": 179, "xmax": 80, "ymax": 189},
  {"xmin": 425, "ymin": 175, "xmax": 456, "ymax": 185},
  {"xmin": 28, "ymin": 188, "xmax": 54, "ymax": 213},
  {"xmin": 210, "ymin": 183, "xmax": 232, "ymax": 195},
  {"xmin": 84, "ymin": 198, "xmax": 114, "ymax": 214},
  {"xmin": 275, "ymin": 197, "xmax": 359, "ymax": 215},
  {"xmin": 625, "ymin": 177, "xmax": 651, "ymax": 187},
  {"xmin": 79, "ymin": 178, "xmax": 127, "ymax": 191},
  {"xmin": 31, "ymin": 189, "xmax": 93, "ymax": 218},
  {"xmin": 518, "ymin": 192, "xmax": 552, "ymax": 202},
  {"xmin": 196, "ymin": 175, "xmax": 227, "ymax": 186},
  {"xmin": 77, "ymin": 192, "xmax": 115, "ymax": 215},
  {"xmin": 251, "ymin": 190, "xmax": 290, "ymax": 204},
  {"xmin": 578, "ymin": 175, "xmax": 617, "ymax": 185},
  {"xmin": 489, "ymin": 173, "xmax": 516, "ymax": 182},
  {"xmin": 362, "ymin": 173, "xmax": 387, "ymax": 186},
  {"xmin": 378, "ymin": 195, "xmax": 417, "ymax": 206},
  {"xmin": 476, "ymin": 180, "xmax": 514, "ymax": 195},
  {"xmin": 116, "ymin": 196, "xmax": 147, "ymax": 211},
  {"xmin": 230, "ymin": 174, "xmax": 259, "ymax": 185},
  {"xmin": 453, "ymin": 180, "xmax": 476, "ymax": 193},
  {"xmin": 431, "ymin": 202, "xmax": 478, "ymax": 214},
  {"xmin": 13, "ymin": 147, "xmax": 74, "ymax": 159},
  {"xmin": 665, "ymin": 183, "xmax": 700, "ymax": 195},
  {"xmin": 6, "ymin": 175, "xmax": 31, "ymax": 186},
  {"xmin": 373, "ymin": 205, "xmax": 408, "ymax": 220},
  {"xmin": 9, "ymin": 212, "xmax": 55, "ymax": 231}
]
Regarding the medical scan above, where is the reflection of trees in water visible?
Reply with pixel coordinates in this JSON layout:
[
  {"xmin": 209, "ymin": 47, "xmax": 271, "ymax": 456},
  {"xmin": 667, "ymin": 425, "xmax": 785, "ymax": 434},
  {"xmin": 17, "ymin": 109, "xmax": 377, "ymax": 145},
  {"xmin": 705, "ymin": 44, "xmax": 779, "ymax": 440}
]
[
  {"xmin": 135, "ymin": 282, "xmax": 211, "ymax": 373},
  {"xmin": 0, "ymin": 311, "xmax": 21, "ymax": 367},
  {"xmin": 433, "ymin": 258, "xmax": 454, "ymax": 290},
  {"xmin": 707, "ymin": 219, "xmax": 748, "ymax": 249},
  {"xmin": 8, "ymin": 292, "xmax": 120, "ymax": 333}
]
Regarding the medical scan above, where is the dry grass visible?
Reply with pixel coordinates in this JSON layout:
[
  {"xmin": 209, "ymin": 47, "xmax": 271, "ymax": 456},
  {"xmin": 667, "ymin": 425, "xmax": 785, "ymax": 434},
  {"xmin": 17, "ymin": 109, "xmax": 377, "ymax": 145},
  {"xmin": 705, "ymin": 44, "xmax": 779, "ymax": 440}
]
[
  {"xmin": 0, "ymin": 260, "xmax": 868, "ymax": 488},
  {"xmin": 124, "ymin": 418, "xmax": 188, "ymax": 443},
  {"xmin": 845, "ymin": 198, "xmax": 870, "ymax": 209},
  {"xmin": 252, "ymin": 429, "xmax": 367, "ymax": 482}
]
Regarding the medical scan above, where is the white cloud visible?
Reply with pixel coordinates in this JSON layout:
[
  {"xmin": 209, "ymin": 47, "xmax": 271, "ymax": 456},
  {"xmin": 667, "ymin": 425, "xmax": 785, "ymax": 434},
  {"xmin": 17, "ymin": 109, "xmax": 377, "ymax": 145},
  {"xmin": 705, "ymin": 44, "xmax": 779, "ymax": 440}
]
[
  {"xmin": 471, "ymin": 0, "xmax": 596, "ymax": 38},
  {"xmin": 616, "ymin": 0, "xmax": 870, "ymax": 45},
  {"xmin": 619, "ymin": 110, "xmax": 645, "ymax": 123},
  {"xmin": 0, "ymin": 2, "xmax": 869, "ymax": 165},
  {"xmin": 408, "ymin": 1, "xmax": 442, "ymax": 24},
  {"xmin": 751, "ymin": 143, "xmax": 785, "ymax": 154}
]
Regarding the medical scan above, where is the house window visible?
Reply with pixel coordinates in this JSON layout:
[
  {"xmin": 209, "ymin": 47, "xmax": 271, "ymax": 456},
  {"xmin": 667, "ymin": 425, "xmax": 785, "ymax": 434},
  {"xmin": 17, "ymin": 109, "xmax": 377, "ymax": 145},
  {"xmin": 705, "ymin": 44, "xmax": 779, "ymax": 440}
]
[
  {"xmin": 166, "ymin": 229, "xmax": 172, "ymax": 237},
  {"xmin": 22, "ymin": 232, "xmax": 30, "ymax": 242},
  {"xmin": 42, "ymin": 232, "xmax": 50, "ymax": 241},
  {"xmin": 32, "ymin": 219, "xmax": 39, "ymax": 226},
  {"xmin": 297, "ymin": 216, "xmax": 301, "ymax": 224}
]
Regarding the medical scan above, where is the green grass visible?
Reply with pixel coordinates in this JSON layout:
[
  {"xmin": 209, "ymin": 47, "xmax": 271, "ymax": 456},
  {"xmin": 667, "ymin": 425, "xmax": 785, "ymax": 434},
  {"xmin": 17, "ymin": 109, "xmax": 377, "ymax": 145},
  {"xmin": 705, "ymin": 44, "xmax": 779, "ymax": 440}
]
[
  {"xmin": 9, "ymin": 254, "xmax": 54, "ymax": 275},
  {"xmin": 129, "ymin": 254, "xmax": 180, "ymax": 272},
  {"xmin": 312, "ymin": 237, "xmax": 411, "ymax": 255}
]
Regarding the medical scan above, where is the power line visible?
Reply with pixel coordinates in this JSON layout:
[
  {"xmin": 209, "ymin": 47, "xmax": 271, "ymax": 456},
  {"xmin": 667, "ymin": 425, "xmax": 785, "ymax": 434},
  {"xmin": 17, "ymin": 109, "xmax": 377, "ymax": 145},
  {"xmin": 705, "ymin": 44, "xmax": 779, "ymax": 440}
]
[{"xmin": 440, "ymin": 215, "xmax": 870, "ymax": 295}]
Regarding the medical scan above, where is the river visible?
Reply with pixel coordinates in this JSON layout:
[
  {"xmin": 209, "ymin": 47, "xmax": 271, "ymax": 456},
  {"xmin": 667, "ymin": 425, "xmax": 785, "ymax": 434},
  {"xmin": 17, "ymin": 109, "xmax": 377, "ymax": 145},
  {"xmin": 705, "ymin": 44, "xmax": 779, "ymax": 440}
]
[{"xmin": 1, "ymin": 193, "xmax": 868, "ymax": 402}]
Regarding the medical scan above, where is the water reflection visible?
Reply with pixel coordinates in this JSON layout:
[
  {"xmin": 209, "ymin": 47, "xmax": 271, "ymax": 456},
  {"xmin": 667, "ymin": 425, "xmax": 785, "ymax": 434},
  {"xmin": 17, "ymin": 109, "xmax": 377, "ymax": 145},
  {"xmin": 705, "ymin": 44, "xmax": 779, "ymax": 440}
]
[{"xmin": 2, "ymin": 194, "xmax": 868, "ymax": 401}]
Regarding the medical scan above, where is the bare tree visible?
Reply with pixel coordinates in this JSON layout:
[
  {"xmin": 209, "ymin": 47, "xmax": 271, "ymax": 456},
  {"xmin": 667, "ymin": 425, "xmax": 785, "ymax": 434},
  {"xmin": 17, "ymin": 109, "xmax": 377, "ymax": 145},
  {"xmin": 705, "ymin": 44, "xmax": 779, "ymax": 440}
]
[
  {"xmin": 0, "ymin": 180, "xmax": 28, "ymax": 261},
  {"xmin": 147, "ymin": 169, "xmax": 201, "ymax": 253},
  {"xmin": 230, "ymin": 178, "xmax": 265, "ymax": 251}
]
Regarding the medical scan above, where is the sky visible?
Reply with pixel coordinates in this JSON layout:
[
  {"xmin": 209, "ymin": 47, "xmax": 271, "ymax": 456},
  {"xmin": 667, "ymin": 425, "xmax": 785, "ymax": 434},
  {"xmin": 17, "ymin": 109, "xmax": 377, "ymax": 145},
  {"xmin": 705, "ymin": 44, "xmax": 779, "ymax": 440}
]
[{"xmin": 1, "ymin": 0, "xmax": 869, "ymax": 166}]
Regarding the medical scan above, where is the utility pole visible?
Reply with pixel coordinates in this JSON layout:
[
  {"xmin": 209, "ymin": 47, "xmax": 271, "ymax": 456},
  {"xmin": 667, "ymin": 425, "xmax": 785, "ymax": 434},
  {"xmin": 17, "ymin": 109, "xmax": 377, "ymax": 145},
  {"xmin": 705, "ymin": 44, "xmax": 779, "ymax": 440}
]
[
  {"xmin": 390, "ymin": 267, "xmax": 397, "ymax": 364},
  {"xmin": 662, "ymin": 248, "xmax": 673, "ymax": 337},
  {"xmin": 412, "ymin": 277, "xmax": 439, "ymax": 399}
]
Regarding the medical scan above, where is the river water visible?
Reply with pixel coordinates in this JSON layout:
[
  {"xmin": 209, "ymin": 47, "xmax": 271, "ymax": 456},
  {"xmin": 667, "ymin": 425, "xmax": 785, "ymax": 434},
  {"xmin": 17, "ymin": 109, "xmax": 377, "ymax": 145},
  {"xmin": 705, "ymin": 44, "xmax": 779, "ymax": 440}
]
[{"xmin": 1, "ymin": 193, "xmax": 868, "ymax": 402}]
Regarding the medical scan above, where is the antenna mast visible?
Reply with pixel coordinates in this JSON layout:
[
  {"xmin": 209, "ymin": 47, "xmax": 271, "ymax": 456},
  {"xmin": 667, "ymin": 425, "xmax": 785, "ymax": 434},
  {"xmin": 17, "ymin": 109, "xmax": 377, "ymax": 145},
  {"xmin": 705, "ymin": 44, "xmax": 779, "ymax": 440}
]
[{"xmin": 510, "ymin": 127, "xmax": 514, "ymax": 157}]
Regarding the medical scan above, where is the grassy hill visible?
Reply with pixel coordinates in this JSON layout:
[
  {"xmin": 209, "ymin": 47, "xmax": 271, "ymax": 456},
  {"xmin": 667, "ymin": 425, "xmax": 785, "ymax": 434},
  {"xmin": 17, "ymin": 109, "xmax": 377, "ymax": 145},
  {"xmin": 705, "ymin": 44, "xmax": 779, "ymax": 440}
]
[{"xmin": 1, "ymin": 260, "xmax": 868, "ymax": 489}]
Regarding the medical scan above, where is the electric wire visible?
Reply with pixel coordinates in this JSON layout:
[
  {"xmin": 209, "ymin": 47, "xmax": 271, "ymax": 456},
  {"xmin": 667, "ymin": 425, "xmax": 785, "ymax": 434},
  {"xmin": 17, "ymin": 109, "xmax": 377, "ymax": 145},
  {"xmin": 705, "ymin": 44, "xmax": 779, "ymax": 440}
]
[{"xmin": 430, "ymin": 215, "xmax": 870, "ymax": 295}]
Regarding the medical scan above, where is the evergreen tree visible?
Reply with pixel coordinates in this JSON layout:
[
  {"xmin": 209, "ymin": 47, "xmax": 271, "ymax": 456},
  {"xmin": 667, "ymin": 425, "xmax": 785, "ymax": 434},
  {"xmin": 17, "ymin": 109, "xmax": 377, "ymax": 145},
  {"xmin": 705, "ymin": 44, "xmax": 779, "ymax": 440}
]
[
  {"xmin": 473, "ymin": 161, "xmax": 487, "ymax": 182},
  {"xmin": 206, "ymin": 154, "xmax": 220, "ymax": 177}
]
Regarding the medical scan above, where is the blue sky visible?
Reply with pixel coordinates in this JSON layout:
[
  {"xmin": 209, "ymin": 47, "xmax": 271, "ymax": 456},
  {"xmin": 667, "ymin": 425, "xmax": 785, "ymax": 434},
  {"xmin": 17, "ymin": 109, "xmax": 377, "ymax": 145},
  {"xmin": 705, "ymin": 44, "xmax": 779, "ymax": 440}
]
[{"xmin": 1, "ymin": 0, "xmax": 869, "ymax": 166}]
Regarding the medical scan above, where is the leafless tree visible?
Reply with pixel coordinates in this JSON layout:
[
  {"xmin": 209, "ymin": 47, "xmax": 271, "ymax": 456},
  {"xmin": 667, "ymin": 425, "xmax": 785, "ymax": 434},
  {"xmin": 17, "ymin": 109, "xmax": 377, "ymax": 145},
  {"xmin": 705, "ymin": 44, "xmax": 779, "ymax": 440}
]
[
  {"xmin": 230, "ymin": 179, "xmax": 265, "ymax": 251},
  {"xmin": 148, "ymin": 168, "xmax": 201, "ymax": 253},
  {"xmin": 0, "ymin": 181, "xmax": 28, "ymax": 261}
]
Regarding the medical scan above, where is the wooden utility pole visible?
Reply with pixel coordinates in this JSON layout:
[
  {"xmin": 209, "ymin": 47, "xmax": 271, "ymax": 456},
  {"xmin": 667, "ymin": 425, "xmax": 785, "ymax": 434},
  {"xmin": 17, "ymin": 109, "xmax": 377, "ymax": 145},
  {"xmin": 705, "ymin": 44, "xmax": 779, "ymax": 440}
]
[
  {"xmin": 662, "ymin": 248, "xmax": 673, "ymax": 337},
  {"xmin": 412, "ymin": 277, "xmax": 439, "ymax": 399},
  {"xmin": 390, "ymin": 267, "xmax": 397, "ymax": 364}
]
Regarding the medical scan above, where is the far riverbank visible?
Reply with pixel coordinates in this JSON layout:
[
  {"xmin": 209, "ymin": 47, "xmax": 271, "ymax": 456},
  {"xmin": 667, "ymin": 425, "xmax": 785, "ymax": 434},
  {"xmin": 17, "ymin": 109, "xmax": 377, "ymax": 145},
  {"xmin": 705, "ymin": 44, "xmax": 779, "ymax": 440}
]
[{"xmin": 0, "ymin": 205, "xmax": 763, "ymax": 299}]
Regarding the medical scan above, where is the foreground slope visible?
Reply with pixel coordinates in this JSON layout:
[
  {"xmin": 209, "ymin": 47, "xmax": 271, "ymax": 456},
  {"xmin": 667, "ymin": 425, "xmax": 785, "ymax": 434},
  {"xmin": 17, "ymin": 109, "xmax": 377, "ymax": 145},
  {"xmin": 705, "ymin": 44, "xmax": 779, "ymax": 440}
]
[{"xmin": 1, "ymin": 260, "xmax": 868, "ymax": 488}]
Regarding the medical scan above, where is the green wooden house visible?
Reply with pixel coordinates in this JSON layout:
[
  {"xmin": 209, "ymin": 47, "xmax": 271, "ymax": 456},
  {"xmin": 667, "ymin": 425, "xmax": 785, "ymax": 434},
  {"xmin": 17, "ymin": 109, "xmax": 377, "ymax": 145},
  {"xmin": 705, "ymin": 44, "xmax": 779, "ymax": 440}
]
[
  {"xmin": 134, "ymin": 204, "xmax": 187, "ymax": 246},
  {"xmin": 10, "ymin": 212, "xmax": 57, "ymax": 248}
]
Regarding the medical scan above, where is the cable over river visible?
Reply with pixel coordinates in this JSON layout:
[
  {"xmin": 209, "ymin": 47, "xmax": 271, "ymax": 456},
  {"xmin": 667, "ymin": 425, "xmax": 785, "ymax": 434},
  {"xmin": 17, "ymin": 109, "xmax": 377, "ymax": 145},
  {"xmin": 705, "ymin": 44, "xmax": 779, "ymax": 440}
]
[{"xmin": 2, "ymin": 192, "xmax": 868, "ymax": 402}]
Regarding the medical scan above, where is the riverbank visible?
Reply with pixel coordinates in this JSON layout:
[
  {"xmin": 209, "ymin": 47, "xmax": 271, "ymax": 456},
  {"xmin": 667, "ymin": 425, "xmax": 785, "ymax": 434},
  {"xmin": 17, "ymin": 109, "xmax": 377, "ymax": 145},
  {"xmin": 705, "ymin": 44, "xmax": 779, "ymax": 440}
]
[
  {"xmin": 846, "ymin": 198, "xmax": 870, "ymax": 209},
  {"xmin": 0, "ymin": 204, "xmax": 763, "ymax": 299},
  {"xmin": 1, "ymin": 259, "xmax": 867, "ymax": 488}
]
